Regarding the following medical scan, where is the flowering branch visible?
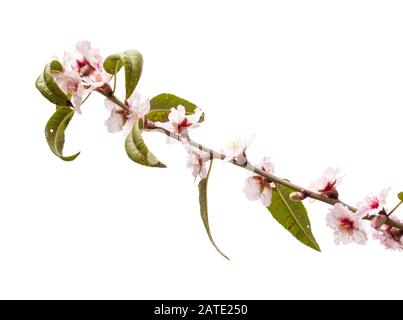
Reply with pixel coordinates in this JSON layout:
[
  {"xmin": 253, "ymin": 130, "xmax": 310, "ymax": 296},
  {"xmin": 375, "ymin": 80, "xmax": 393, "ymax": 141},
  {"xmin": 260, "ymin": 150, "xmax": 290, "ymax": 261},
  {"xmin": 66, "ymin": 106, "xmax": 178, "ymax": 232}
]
[
  {"xmin": 146, "ymin": 117, "xmax": 403, "ymax": 231},
  {"xmin": 147, "ymin": 124, "xmax": 351, "ymax": 205},
  {"xmin": 36, "ymin": 41, "xmax": 403, "ymax": 258}
]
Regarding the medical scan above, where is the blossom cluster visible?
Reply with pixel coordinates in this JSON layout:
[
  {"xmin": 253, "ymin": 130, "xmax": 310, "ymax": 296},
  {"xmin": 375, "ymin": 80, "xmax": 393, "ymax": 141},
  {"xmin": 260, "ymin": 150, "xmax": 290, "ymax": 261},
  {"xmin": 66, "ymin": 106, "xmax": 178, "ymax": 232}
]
[
  {"xmin": 53, "ymin": 41, "xmax": 152, "ymax": 135},
  {"xmin": 310, "ymin": 169, "xmax": 402, "ymax": 250},
  {"xmin": 53, "ymin": 41, "xmax": 112, "ymax": 113},
  {"xmin": 157, "ymin": 104, "xmax": 403, "ymax": 251}
]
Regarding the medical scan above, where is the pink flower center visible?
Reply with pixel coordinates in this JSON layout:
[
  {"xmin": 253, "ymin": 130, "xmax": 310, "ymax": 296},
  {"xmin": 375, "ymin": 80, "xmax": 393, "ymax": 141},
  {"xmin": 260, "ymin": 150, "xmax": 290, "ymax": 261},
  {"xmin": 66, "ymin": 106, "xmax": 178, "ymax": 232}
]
[
  {"xmin": 76, "ymin": 58, "xmax": 96, "ymax": 77},
  {"xmin": 177, "ymin": 118, "xmax": 191, "ymax": 133},
  {"xmin": 368, "ymin": 197, "xmax": 380, "ymax": 209},
  {"xmin": 318, "ymin": 180, "xmax": 337, "ymax": 193},
  {"xmin": 339, "ymin": 217, "xmax": 355, "ymax": 234},
  {"xmin": 76, "ymin": 58, "xmax": 90, "ymax": 69}
]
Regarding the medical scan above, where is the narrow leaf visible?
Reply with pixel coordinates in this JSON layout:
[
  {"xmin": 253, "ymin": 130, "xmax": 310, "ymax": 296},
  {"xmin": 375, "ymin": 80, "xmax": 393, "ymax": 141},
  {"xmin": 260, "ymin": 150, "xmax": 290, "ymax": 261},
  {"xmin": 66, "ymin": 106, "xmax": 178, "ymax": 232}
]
[
  {"xmin": 36, "ymin": 61, "xmax": 70, "ymax": 106},
  {"xmin": 125, "ymin": 120, "xmax": 166, "ymax": 168},
  {"xmin": 121, "ymin": 50, "xmax": 143, "ymax": 99},
  {"xmin": 268, "ymin": 184, "xmax": 321, "ymax": 252},
  {"xmin": 198, "ymin": 161, "xmax": 229, "ymax": 260},
  {"xmin": 103, "ymin": 50, "xmax": 143, "ymax": 99},
  {"xmin": 36, "ymin": 74, "xmax": 61, "ymax": 105},
  {"xmin": 43, "ymin": 61, "xmax": 70, "ymax": 104},
  {"xmin": 147, "ymin": 93, "xmax": 205, "ymax": 123},
  {"xmin": 45, "ymin": 106, "xmax": 80, "ymax": 161}
]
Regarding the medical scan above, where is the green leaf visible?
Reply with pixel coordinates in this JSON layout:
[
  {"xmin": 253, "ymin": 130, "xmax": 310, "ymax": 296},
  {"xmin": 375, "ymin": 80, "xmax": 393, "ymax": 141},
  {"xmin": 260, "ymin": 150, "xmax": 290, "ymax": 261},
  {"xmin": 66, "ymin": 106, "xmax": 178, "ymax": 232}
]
[
  {"xmin": 36, "ymin": 74, "xmax": 59, "ymax": 105},
  {"xmin": 103, "ymin": 50, "xmax": 143, "ymax": 99},
  {"xmin": 125, "ymin": 120, "xmax": 166, "ymax": 168},
  {"xmin": 198, "ymin": 161, "xmax": 229, "ymax": 260},
  {"xmin": 45, "ymin": 106, "xmax": 80, "ymax": 161},
  {"xmin": 147, "ymin": 93, "xmax": 205, "ymax": 123},
  {"xmin": 121, "ymin": 50, "xmax": 143, "ymax": 99},
  {"xmin": 103, "ymin": 53, "xmax": 123, "ymax": 74},
  {"xmin": 268, "ymin": 184, "xmax": 320, "ymax": 252},
  {"xmin": 398, "ymin": 192, "xmax": 403, "ymax": 202},
  {"xmin": 36, "ymin": 61, "xmax": 70, "ymax": 106}
]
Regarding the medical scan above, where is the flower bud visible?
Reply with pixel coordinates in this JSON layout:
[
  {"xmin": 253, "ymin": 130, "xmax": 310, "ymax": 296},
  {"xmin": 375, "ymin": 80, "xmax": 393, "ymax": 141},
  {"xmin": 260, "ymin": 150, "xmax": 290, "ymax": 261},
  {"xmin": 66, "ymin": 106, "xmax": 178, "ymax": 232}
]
[
  {"xmin": 371, "ymin": 214, "xmax": 387, "ymax": 230},
  {"xmin": 289, "ymin": 192, "xmax": 306, "ymax": 201}
]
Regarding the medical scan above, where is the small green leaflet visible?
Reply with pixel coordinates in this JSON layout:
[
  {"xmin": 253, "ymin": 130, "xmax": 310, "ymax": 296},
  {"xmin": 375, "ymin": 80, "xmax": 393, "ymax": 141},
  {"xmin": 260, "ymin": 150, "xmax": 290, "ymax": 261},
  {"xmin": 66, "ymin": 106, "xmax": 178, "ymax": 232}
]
[
  {"xmin": 103, "ymin": 53, "xmax": 123, "ymax": 74},
  {"xmin": 103, "ymin": 50, "xmax": 143, "ymax": 99},
  {"xmin": 198, "ymin": 161, "xmax": 229, "ymax": 260},
  {"xmin": 45, "ymin": 106, "xmax": 80, "ymax": 161},
  {"xmin": 36, "ymin": 60, "xmax": 71, "ymax": 106},
  {"xmin": 125, "ymin": 120, "xmax": 166, "ymax": 168},
  {"xmin": 398, "ymin": 192, "xmax": 403, "ymax": 202},
  {"xmin": 268, "ymin": 184, "xmax": 320, "ymax": 252},
  {"xmin": 147, "ymin": 93, "xmax": 205, "ymax": 123}
]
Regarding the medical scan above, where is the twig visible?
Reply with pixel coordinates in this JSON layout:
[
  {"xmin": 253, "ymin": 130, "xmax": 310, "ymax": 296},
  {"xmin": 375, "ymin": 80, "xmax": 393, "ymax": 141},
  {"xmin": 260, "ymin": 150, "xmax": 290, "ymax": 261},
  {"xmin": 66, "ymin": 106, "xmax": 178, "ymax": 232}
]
[{"xmin": 103, "ymin": 93, "xmax": 403, "ymax": 231}]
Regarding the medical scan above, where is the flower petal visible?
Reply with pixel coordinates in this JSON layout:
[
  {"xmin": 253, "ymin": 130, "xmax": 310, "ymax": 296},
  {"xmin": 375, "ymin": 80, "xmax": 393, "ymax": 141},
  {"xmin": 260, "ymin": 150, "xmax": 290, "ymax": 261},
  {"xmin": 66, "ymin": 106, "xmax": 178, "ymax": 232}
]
[
  {"xmin": 260, "ymin": 187, "xmax": 272, "ymax": 207},
  {"xmin": 105, "ymin": 111, "xmax": 123, "ymax": 133},
  {"xmin": 243, "ymin": 177, "xmax": 261, "ymax": 201}
]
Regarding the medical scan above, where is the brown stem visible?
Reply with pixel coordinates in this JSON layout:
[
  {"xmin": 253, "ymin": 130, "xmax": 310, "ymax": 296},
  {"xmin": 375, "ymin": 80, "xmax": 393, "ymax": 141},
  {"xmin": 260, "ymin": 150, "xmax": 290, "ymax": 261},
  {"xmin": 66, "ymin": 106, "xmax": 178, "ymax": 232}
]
[
  {"xmin": 102, "ymin": 93, "xmax": 403, "ymax": 231},
  {"xmin": 388, "ymin": 201, "xmax": 403, "ymax": 217},
  {"xmin": 149, "ymin": 126, "xmax": 356, "ymax": 208},
  {"xmin": 96, "ymin": 88, "xmax": 130, "ymax": 113}
]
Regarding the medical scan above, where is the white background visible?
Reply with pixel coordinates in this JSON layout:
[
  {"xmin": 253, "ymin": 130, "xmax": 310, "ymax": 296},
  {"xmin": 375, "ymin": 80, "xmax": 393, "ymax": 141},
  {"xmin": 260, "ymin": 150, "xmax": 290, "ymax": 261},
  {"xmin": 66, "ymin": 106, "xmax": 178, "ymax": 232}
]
[{"xmin": 1, "ymin": 0, "xmax": 403, "ymax": 299}]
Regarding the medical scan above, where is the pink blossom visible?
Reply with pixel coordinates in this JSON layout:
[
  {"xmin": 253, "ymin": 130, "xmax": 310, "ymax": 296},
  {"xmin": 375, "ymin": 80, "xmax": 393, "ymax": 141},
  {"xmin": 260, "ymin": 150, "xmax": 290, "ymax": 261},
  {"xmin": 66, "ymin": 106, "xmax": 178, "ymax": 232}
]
[
  {"xmin": 222, "ymin": 135, "xmax": 255, "ymax": 163},
  {"xmin": 243, "ymin": 157, "xmax": 274, "ymax": 207},
  {"xmin": 53, "ymin": 70, "xmax": 89, "ymax": 113},
  {"xmin": 67, "ymin": 41, "xmax": 103, "ymax": 72},
  {"xmin": 63, "ymin": 41, "xmax": 111, "ymax": 88},
  {"xmin": 371, "ymin": 214, "xmax": 387, "ymax": 230},
  {"xmin": 154, "ymin": 105, "xmax": 202, "ymax": 136},
  {"xmin": 186, "ymin": 147, "xmax": 211, "ymax": 179},
  {"xmin": 373, "ymin": 216, "xmax": 403, "ymax": 251},
  {"xmin": 104, "ymin": 92, "xmax": 150, "ymax": 135},
  {"xmin": 326, "ymin": 203, "xmax": 367, "ymax": 245},
  {"xmin": 356, "ymin": 188, "xmax": 390, "ymax": 216},
  {"xmin": 373, "ymin": 230, "xmax": 403, "ymax": 251},
  {"xmin": 309, "ymin": 167, "xmax": 343, "ymax": 195},
  {"xmin": 53, "ymin": 41, "xmax": 112, "ymax": 113},
  {"xmin": 260, "ymin": 156, "xmax": 275, "ymax": 174}
]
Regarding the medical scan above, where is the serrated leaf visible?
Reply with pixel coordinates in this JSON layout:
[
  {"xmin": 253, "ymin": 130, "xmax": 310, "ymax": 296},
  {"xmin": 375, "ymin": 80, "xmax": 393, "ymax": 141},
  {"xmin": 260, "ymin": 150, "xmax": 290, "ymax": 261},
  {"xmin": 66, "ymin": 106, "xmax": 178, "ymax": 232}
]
[
  {"xmin": 198, "ymin": 161, "xmax": 229, "ymax": 260},
  {"xmin": 147, "ymin": 93, "xmax": 205, "ymax": 123},
  {"xmin": 103, "ymin": 50, "xmax": 143, "ymax": 99},
  {"xmin": 36, "ymin": 60, "xmax": 70, "ymax": 106},
  {"xmin": 268, "ymin": 184, "xmax": 320, "ymax": 252},
  {"xmin": 45, "ymin": 106, "xmax": 80, "ymax": 161},
  {"xmin": 125, "ymin": 120, "xmax": 166, "ymax": 168}
]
